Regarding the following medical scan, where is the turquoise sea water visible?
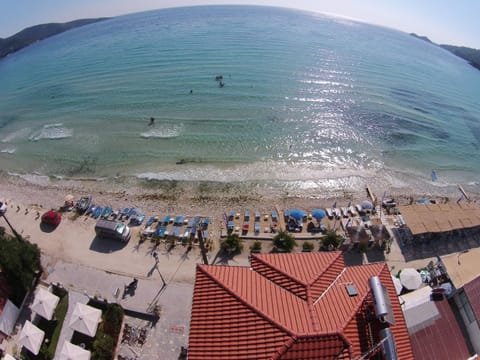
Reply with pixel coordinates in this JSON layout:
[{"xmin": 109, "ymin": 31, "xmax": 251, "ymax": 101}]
[{"xmin": 1, "ymin": 6, "xmax": 480, "ymax": 197}]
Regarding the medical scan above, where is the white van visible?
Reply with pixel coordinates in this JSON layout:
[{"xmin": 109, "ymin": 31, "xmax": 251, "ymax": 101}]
[{"xmin": 95, "ymin": 219, "xmax": 131, "ymax": 242}]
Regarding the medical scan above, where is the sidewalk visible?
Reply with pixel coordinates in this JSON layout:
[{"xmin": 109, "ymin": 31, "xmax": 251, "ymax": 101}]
[{"xmin": 44, "ymin": 257, "xmax": 193, "ymax": 359}]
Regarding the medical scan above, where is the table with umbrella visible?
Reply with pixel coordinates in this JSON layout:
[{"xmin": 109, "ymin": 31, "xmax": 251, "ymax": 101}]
[
  {"xmin": 59, "ymin": 340, "xmax": 91, "ymax": 360},
  {"xmin": 31, "ymin": 287, "xmax": 60, "ymax": 321},
  {"xmin": 18, "ymin": 320, "xmax": 45, "ymax": 356},
  {"xmin": 68, "ymin": 303, "xmax": 102, "ymax": 337},
  {"xmin": 286, "ymin": 209, "xmax": 305, "ymax": 232}
]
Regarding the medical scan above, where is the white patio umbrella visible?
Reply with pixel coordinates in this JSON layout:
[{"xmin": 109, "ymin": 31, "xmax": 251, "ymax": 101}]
[
  {"xmin": 391, "ymin": 275, "xmax": 403, "ymax": 295},
  {"xmin": 68, "ymin": 303, "xmax": 102, "ymax": 337},
  {"xmin": 31, "ymin": 287, "xmax": 60, "ymax": 320},
  {"xmin": 59, "ymin": 340, "xmax": 91, "ymax": 360},
  {"xmin": 399, "ymin": 268, "xmax": 423, "ymax": 291},
  {"xmin": 18, "ymin": 320, "xmax": 45, "ymax": 355}
]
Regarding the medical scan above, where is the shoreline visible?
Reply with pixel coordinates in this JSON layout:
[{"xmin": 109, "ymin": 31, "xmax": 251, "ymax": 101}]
[{"xmin": 1, "ymin": 172, "xmax": 478, "ymax": 285}]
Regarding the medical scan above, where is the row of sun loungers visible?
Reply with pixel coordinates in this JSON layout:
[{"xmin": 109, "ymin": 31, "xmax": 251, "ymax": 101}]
[
  {"xmin": 226, "ymin": 210, "xmax": 279, "ymax": 235},
  {"xmin": 84, "ymin": 205, "xmax": 146, "ymax": 224},
  {"xmin": 142, "ymin": 215, "xmax": 210, "ymax": 243}
]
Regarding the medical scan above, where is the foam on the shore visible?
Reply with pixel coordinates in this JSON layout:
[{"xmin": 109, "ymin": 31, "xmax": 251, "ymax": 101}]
[{"xmin": 28, "ymin": 123, "xmax": 73, "ymax": 141}]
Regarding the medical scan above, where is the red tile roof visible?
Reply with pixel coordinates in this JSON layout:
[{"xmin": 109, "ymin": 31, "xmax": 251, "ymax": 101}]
[{"xmin": 188, "ymin": 253, "xmax": 414, "ymax": 359}]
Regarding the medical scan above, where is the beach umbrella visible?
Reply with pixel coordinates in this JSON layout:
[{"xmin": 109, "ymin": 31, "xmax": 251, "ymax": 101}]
[
  {"xmin": 18, "ymin": 321, "xmax": 45, "ymax": 355},
  {"xmin": 361, "ymin": 200, "xmax": 373, "ymax": 211},
  {"xmin": 399, "ymin": 268, "xmax": 423, "ymax": 290},
  {"xmin": 289, "ymin": 209, "xmax": 305, "ymax": 220},
  {"xmin": 68, "ymin": 303, "xmax": 102, "ymax": 337},
  {"xmin": 31, "ymin": 287, "xmax": 60, "ymax": 321},
  {"xmin": 311, "ymin": 209, "xmax": 326, "ymax": 220},
  {"xmin": 59, "ymin": 341, "xmax": 91, "ymax": 360},
  {"xmin": 391, "ymin": 275, "xmax": 403, "ymax": 295}
]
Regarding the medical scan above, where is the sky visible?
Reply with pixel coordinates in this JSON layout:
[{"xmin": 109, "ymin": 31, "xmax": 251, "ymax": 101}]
[{"xmin": 1, "ymin": 0, "xmax": 479, "ymax": 48}]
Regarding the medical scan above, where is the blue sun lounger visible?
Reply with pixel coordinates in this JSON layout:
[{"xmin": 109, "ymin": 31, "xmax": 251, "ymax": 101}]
[
  {"xmin": 145, "ymin": 216, "xmax": 156, "ymax": 227},
  {"xmin": 254, "ymin": 222, "xmax": 260, "ymax": 234},
  {"xmin": 244, "ymin": 210, "xmax": 250, "ymax": 221},
  {"xmin": 271, "ymin": 211, "xmax": 278, "ymax": 222}
]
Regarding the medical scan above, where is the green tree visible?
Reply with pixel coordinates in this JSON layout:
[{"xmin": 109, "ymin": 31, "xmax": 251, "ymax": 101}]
[
  {"xmin": 321, "ymin": 229, "xmax": 342, "ymax": 251},
  {"xmin": 221, "ymin": 233, "xmax": 243, "ymax": 254},
  {"xmin": 92, "ymin": 331, "xmax": 115, "ymax": 360},
  {"xmin": 102, "ymin": 304, "xmax": 124, "ymax": 338},
  {"xmin": 0, "ymin": 230, "xmax": 41, "ymax": 305},
  {"xmin": 273, "ymin": 230, "xmax": 297, "ymax": 252}
]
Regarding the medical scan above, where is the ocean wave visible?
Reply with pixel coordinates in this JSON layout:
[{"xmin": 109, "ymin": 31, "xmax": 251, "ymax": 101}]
[
  {"xmin": 0, "ymin": 148, "xmax": 16, "ymax": 154},
  {"xmin": 2, "ymin": 128, "xmax": 31, "ymax": 143},
  {"xmin": 7, "ymin": 171, "xmax": 51, "ymax": 186},
  {"xmin": 140, "ymin": 125, "xmax": 183, "ymax": 139},
  {"xmin": 28, "ymin": 123, "xmax": 73, "ymax": 141}
]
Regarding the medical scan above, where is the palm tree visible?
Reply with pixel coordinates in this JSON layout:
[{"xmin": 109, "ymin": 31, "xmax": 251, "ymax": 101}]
[{"xmin": 273, "ymin": 230, "xmax": 297, "ymax": 252}]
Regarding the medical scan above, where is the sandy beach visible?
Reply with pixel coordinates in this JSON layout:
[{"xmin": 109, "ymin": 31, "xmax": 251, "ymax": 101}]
[{"xmin": 1, "ymin": 172, "xmax": 477, "ymax": 286}]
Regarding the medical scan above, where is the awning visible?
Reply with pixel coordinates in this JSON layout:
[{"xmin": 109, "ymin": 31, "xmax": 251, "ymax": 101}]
[
  {"xmin": 68, "ymin": 303, "xmax": 102, "ymax": 337},
  {"xmin": 31, "ymin": 287, "xmax": 60, "ymax": 321},
  {"xmin": 18, "ymin": 321, "xmax": 45, "ymax": 355}
]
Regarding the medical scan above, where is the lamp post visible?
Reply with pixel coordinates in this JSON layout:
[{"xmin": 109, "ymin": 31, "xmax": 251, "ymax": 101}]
[
  {"xmin": 0, "ymin": 202, "xmax": 21, "ymax": 240},
  {"xmin": 457, "ymin": 249, "xmax": 469, "ymax": 265}
]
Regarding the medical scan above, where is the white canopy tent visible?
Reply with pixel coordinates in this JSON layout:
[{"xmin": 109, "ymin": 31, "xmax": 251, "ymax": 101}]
[
  {"xmin": 68, "ymin": 303, "xmax": 102, "ymax": 337},
  {"xmin": 17, "ymin": 320, "xmax": 45, "ymax": 355},
  {"xmin": 0, "ymin": 300, "xmax": 20, "ymax": 336},
  {"xmin": 31, "ymin": 287, "xmax": 60, "ymax": 321},
  {"xmin": 58, "ymin": 340, "xmax": 91, "ymax": 360},
  {"xmin": 400, "ymin": 268, "xmax": 423, "ymax": 291}
]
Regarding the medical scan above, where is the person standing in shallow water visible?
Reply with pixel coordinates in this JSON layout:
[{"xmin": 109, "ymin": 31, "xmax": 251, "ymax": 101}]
[{"xmin": 149, "ymin": 117, "xmax": 155, "ymax": 126}]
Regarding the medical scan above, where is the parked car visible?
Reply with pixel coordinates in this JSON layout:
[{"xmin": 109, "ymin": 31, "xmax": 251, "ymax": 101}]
[{"xmin": 41, "ymin": 210, "xmax": 62, "ymax": 227}]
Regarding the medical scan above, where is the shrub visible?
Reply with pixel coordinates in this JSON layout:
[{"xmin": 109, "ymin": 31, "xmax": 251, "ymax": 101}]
[
  {"xmin": 250, "ymin": 241, "xmax": 262, "ymax": 253},
  {"xmin": 273, "ymin": 230, "xmax": 297, "ymax": 252},
  {"xmin": 221, "ymin": 234, "xmax": 243, "ymax": 254},
  {"xmin": 321, "ymin": 229, "xmax": 342, "ymax": 251},
  {"xmin": 302, "ymin": 241, "xmax": 314, "ymax": 252}
]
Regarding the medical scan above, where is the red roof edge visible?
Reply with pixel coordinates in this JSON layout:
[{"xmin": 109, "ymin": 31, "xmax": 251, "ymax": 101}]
[
  {"xmin": 250, "ymin": 253, "xmax": 309, "ymax": 287},
  {"xmin": 197, "ymin": 264, "xmax": 296, "ymax": 337}
]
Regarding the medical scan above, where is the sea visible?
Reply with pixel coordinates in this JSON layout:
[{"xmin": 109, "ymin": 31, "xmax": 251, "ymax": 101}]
[{"xmin": 1, "ymin": 5, "xmax": 480, "ymax": 199}]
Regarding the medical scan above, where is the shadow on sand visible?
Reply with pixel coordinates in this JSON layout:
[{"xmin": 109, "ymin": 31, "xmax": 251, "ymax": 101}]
[
  {"xmin": 89, "ymin": 236, "xmax": 128, "ymax": 253},
  {"xmin": 211, "ymin": 249, "xmax": 238, "ymax": 265},
  {"xmin": 39, "ymin": 223, "xmax": 58, "ymax": 233}
]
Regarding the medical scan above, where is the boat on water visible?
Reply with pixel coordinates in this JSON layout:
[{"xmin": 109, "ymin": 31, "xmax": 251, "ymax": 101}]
[{"xmin": 76, "ymin": 195, "xmax": 92, "ymax": 214}]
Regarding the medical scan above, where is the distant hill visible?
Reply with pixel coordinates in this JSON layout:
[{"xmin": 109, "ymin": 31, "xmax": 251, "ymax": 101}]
[
  {"xmin": 410, "ymin": 33, "xmax": 480, "ymax": 71},
  {"xmin": 0, "ymin": 18, "xmax": 109, "ymax": 59}
]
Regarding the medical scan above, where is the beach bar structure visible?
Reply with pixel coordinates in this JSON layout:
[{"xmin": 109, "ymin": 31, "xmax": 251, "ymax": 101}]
[{"xmin": 398, "ymin": 203, "xmax": 480, "ymax": 242}]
